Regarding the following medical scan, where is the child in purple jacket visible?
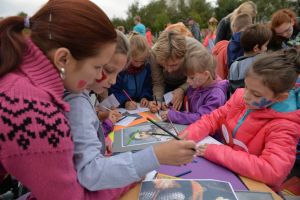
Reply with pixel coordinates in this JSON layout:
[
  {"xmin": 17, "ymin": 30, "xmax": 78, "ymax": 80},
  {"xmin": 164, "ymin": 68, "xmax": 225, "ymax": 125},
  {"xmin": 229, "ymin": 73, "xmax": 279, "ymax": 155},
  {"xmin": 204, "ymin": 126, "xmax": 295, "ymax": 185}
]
[{"xmin": 161, "ymin": 49, "xmax": 228, "ymax": 125}]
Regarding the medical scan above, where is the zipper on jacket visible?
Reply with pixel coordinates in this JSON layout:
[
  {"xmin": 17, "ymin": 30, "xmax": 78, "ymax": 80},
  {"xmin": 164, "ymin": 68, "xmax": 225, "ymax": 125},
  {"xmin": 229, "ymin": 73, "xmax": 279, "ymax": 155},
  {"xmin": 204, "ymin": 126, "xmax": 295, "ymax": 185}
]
[
  {"xmin": 232, "ymin": 109, "xmax": 252, "ymax": 137},
  {"xmin": 134, "ymin": 74, "xmax": 137, "ymax": 99}
]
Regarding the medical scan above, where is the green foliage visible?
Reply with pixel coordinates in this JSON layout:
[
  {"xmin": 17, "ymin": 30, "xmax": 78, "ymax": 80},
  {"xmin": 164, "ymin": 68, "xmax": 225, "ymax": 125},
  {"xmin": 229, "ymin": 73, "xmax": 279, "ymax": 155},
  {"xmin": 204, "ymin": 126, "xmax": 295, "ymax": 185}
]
[
  {"xmin": 250, "ymin": 0, "xmax": 299, "ymax": 22},
  {"xmin": 111, "ymin": 0, "xmax": 300, "ymax": 34},
  {"xmin": 17, "ymin": 12, "xmax": 27, "ymax": 17},
  {"xmin": 215, "ymin": 0, "xmax": 240, "ymax": 21},
  {"xmin": 189, "ymin": 0, "xmax": 214, "ymax": 27}
]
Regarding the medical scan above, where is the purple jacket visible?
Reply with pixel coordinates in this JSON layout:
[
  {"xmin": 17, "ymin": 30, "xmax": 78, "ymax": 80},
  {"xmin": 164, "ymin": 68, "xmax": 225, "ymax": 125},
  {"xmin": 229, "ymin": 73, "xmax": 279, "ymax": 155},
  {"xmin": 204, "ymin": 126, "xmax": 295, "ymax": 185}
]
[
  {"xmin": 168, "ymin": 80, "xmax": 228, "ymax": 125},
  {"xmin": 102, "ymin": 119, "xmax": 113, "ymax": 137}
]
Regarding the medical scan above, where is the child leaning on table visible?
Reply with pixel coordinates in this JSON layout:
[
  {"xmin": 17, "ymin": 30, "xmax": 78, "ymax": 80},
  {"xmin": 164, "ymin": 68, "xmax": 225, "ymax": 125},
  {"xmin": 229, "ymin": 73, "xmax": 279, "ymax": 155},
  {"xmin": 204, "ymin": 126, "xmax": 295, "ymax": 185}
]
[
  {"xmin": 180, "ymin": 48, "xmax": 300, "ymax": 191},
  {"xmin": 160, "ymin": 49, "xmax": 228, "ymax": 125},
  {"xmin": 109, "ymin": 32, "xmax": 153, "ymax": 110},
  {"xmin": 64, "ymin": 30, "xmax": 197, "ymax": 193}
]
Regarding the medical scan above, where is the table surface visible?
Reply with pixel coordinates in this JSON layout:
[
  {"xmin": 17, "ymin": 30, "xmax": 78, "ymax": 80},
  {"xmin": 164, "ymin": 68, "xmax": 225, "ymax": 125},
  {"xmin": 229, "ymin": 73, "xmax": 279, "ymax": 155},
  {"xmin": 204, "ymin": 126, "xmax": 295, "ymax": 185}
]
[{"xmin": 158, "ymin": 156, "xmax": 247, "ymax": 190}]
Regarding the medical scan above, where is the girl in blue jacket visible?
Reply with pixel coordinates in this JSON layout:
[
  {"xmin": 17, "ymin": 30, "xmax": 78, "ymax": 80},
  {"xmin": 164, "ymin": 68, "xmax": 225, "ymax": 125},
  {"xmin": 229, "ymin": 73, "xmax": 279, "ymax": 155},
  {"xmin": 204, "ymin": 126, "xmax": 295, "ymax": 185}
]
[{"xmin": 109, "ymin": 33, "xmax": 153, "ymax": 110}]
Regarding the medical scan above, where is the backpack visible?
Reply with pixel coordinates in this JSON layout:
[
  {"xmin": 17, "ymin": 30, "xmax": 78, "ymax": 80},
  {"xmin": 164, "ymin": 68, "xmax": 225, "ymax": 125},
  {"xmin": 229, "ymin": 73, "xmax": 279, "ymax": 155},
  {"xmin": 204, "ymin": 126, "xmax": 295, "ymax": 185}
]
[{"xmin": 228, "ymin": 55, "xmax": 255, "ymax": 95}]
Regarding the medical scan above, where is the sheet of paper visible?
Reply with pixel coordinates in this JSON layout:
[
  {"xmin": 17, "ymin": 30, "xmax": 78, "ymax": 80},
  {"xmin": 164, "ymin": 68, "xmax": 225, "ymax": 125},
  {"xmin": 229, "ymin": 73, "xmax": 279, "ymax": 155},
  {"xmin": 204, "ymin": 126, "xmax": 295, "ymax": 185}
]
[
  {"xmin": 117, "ymin": 108, "xmax": 127, "ymax": 114},
  {"xmin": 99, "ymin": 94, "xmax": 120, "ymax": 109},
  {"xmin": 196, "ymin": 136, "xmax": 222, "ymax": 147},
  {"xmin": 115, "ymin": 116, "xmax": 136, "ymax": 126},
  {"xmin": 155, "ymin": 113, "xmax": 162, "ymax": 121},
  {"xmin": 126, "ymin": 103, "xmax": 149, "ymax": 114},
  {"xmin": 163, "ymin": 91, "xmax": 173, "ymax": 105},
  {"xmin": 144, "ymin": 170, "xmax": 158, "ymax": 181}
]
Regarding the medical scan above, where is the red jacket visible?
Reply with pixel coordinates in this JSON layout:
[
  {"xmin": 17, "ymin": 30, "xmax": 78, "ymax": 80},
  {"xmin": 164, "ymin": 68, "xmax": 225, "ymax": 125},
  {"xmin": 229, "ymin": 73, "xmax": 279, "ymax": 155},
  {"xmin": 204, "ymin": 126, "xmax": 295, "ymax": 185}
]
[
  {"xmin": 184, "ymin": 89, "xmax": 300, "ymax": 190},
  {"xmin": 212, "ymin": 40, "xmax": 229, "ymax": 79}
]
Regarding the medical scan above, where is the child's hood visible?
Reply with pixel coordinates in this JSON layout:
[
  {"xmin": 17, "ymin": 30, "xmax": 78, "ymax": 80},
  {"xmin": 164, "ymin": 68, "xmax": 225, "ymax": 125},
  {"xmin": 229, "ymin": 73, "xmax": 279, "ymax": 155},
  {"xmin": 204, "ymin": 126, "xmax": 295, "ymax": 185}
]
[
  {"xmin": 228, "ymin": 32, "xmax": 242, "ymax": 52},
  {"xmin": 203, "ymin": 79, "xmax": 229, "ymax": 94},
  {"xmin": 212, "ymin": 40, "xmax": 229, "ymax": 55}
]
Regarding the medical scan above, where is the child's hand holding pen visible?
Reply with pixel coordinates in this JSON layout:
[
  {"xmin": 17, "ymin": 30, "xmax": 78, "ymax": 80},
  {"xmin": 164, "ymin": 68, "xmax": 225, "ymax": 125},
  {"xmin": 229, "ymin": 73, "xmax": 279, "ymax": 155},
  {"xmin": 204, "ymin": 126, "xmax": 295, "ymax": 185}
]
[
  {"xmin": 140, "ymin": 98, "xmax": 149, "ymax": 107},
  {"xmin": 122, "ymin": 89, "xmax": 137, "ymax": 110},
  {"xmin": 108, "ymin": 110, "xmax": 122, "ymax": 124},
  {"xmin": 125, "ymin": 100, "xmax": 137, "ymax": 110},
  {"xmin": 149, "ymin": 101, "xmax": 161, "ymax": 113},
  {"xmin": 96, "ymin": 106, "xmax": 109, "ymax": 121}
]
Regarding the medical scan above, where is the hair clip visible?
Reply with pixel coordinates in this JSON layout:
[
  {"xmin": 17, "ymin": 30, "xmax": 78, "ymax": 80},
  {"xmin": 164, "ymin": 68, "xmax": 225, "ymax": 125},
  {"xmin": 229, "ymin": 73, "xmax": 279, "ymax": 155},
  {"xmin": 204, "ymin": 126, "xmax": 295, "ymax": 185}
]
[{"xmin": 24, "ymin": 16, "xmax": 30, "ymax": 28}]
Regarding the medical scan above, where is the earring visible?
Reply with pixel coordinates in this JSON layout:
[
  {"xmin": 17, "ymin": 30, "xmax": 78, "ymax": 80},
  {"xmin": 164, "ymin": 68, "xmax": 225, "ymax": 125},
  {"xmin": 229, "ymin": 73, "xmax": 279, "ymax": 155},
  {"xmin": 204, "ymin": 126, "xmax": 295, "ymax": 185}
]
[{"xmin": 59, "ymin": 68, "xmax": 66, "ymax": 80}]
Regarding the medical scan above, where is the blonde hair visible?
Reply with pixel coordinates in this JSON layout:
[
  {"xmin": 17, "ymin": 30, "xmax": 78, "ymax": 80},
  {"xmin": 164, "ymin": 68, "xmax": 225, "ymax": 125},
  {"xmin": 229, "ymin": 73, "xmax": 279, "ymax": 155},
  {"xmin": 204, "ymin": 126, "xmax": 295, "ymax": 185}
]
[
  {"xmin": 230, "ymin": 1, "xmax": 257, "ymax": 21},
  {"xmin": 231, "ymin": 13, "xmax": 252, "ymax": 33},
  {"xmin": 153, "ymin": 30, "xmax": 186, "ymax": 65},
  {"xmin": 115, "ymin": 30, "xmax": 131, "ymax": 62},
  {"xmin": 184, "ymin": 50, "xmax": 216, "ymax": 79},
  {"xmin": 128, "ymin": 32, "xmax": 149, "ymax": 58},
  {"xmin": 164, "ymin": 22, "xmax": 193, "ymax": 37}
]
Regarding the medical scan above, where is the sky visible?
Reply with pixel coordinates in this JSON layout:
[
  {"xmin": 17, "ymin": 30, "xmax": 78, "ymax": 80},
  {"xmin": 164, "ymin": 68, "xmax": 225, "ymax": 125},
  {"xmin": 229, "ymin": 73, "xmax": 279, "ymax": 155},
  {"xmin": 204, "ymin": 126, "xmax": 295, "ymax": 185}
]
[
  {"xmin": 0, "ymin": 0, "xmax": 216, "ymax": 19},
  {"xmin": 0, "ymin": 0, "xmax": 162, "ymax": 19}
]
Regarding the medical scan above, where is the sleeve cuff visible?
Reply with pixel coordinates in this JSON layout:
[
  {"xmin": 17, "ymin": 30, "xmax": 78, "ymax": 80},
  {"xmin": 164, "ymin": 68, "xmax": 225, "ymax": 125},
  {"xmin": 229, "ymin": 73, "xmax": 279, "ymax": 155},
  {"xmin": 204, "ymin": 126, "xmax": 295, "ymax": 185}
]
[{"xmin": 132, "ymin": 146, "xmax": 160, "ymax": 178}]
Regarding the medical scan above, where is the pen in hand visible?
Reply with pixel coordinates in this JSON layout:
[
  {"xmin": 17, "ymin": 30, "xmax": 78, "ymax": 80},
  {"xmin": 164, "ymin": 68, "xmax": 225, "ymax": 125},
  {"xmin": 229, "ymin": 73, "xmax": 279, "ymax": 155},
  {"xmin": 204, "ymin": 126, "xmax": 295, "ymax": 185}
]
[
  {"xmin": 146, "ymin": 117, "xmax": 196, "ymax": 151},
  {"xmin": 154, "ymin": 95, "xmax": 160, "ymax": 115},
  {"xmin": 168, "ymin": 116, "xmax": 179, "ymax": 136}
]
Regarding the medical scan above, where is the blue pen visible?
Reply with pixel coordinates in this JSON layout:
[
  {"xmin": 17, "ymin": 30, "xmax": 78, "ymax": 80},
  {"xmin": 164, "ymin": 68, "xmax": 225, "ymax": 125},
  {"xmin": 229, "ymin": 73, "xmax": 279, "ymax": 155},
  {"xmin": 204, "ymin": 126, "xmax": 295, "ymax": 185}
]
[{"xmin": 175, "ymin": 170, "xmax": 192, "ymax": 177}]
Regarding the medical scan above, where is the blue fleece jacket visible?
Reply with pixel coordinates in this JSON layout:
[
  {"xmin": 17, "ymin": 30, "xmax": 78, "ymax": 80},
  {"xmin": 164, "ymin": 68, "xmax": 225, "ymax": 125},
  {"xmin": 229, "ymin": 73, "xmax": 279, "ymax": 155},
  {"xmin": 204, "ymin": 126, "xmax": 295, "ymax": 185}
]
[
  {"xmin": 109, "ymin": 62, "xmax": 153, "ymax": 107},
  {"xmin": 227, "ymin": 32, "xmax": 244, "ymax": 67}
]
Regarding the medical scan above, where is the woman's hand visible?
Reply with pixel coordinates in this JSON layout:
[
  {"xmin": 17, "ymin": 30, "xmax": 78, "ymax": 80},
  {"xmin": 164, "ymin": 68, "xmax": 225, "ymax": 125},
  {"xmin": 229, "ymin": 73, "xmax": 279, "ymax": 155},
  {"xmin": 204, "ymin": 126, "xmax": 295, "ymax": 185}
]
[
  {"xmin": 125, "ymin": 101, "xmax": 137, "ymax": 110},
  {"xmin": 140, "ymin": 98, "xmax": 149, "ymax": 107},
  {"xmin": 172, "ymin": 88, "xmax": 184, "ymax": 111}
]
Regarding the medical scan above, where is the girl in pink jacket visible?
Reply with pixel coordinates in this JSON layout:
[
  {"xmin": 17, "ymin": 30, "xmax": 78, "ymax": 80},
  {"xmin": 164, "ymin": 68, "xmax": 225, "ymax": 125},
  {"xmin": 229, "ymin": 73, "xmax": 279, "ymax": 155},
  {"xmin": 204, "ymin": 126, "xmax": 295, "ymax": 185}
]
[{"xmin": 181, "ymin": 48, "xmax": 300, "ymax": 191}]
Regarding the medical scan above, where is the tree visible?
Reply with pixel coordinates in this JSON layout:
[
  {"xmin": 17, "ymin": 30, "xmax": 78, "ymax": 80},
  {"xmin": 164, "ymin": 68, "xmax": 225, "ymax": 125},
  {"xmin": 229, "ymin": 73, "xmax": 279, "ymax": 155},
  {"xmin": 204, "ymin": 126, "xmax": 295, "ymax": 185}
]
[
  {"xmin": 139, "ymin": 0, "xmax": 170, "ymax": 33},
  {"xmin": 188, "ymin": 0, "xmax": 214, "ymax": 28},
  {"xmin": 17, "ymin": 12, "xmax": 27, "ymax": 17},
  {"xmin": 250, "ymin": 0, "xmax": 299, "ymax": 22},
  {"xmin": 215, "ymin": 0, "xmax": 240, "ymax": 21}
]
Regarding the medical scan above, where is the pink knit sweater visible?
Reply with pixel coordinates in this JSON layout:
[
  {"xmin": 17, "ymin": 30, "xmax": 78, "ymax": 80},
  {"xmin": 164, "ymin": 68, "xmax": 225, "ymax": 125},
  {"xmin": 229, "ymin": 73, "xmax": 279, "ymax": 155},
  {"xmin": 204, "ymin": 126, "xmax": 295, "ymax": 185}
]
[{"xmin": 0, "ymin": 39, "xmax": 133, "ymax": 200}]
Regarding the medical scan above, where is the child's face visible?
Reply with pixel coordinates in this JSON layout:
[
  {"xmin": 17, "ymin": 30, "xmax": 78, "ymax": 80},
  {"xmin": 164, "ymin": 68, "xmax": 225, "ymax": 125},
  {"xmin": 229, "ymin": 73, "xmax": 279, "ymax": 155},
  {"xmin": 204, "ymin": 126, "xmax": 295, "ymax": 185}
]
[
  {"xmin": 186, "ymin": 71, "xmax": 210, "ymax": 88},
  {"xmin": 130, "ymin": 52, "xmax": 148, "ymax": 67},
  {"xmin": 244, "ymin": 75, "xmax": 277, "ymax": 109},
  {"xmin": 62, "ymin": 43, "xmax": 116, "ymax": 93},
  {"xmin": 88, "ymin": 53, "xmax": 127, "ymax": 94}
]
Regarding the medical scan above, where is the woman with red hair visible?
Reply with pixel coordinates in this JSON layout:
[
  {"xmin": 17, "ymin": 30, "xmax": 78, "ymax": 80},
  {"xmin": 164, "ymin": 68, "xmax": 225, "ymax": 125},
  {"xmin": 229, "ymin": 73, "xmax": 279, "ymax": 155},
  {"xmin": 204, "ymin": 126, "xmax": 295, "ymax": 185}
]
[{"xmin": 268, "ymin": 8, "xmax": 300, "ymax": 51}]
